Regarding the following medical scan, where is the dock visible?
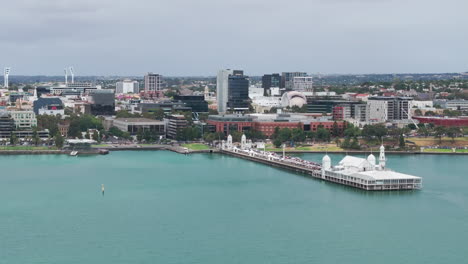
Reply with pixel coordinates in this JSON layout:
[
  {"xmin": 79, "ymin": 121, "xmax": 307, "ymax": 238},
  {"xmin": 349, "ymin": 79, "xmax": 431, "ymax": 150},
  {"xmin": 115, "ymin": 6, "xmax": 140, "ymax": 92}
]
[{"xmin": 219, "ymin": 135, "xmax": 422, "ymax": 191}]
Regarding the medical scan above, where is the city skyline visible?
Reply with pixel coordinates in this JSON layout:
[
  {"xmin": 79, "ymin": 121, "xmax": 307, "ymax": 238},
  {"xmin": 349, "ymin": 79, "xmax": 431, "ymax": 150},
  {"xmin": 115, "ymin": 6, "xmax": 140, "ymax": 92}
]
[{"xmin": 0, "ymin": 0, "xmax": 467, "ymax": 76}]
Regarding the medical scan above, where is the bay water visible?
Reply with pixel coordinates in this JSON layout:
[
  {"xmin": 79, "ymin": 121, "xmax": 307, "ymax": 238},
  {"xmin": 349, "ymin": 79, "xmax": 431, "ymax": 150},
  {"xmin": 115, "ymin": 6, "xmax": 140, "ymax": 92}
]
[{"xmin": 0, "ymin": 151, "xmax": 467, "ymax": 263}]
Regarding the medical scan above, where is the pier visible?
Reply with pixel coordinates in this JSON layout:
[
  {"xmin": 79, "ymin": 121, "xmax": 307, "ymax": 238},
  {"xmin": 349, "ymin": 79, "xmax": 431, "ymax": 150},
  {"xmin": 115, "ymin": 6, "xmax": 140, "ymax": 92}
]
[{"xmin": 220, "ymin": 134, "xmax": 422, "ymax": 191}]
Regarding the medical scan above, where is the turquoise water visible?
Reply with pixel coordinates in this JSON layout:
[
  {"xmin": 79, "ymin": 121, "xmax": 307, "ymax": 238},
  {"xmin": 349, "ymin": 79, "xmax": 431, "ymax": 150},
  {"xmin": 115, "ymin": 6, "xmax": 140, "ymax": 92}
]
[{"xmin": 0, "ymin": 151, "xmax": 467, "ymax": 263}]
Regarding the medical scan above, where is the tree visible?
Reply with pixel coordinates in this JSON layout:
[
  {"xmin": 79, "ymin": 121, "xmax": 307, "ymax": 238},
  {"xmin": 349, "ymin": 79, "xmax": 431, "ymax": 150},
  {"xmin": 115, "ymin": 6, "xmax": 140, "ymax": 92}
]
[
  {"xmin": 291, "ymin": 128, "xmax": 306, "ymax": 143},
  {"xmin": 331, "ymin": 121, "xmax": 340, "ymax": 137},
  {"xmin": 273, "ymin": 138, "xmax": 282, "ymax": 148},
  {"xmin": 154, "ymin": 108, "xmax": 165, "ymax": 120},
  {"xmin": 54, "ymin": 133, "xmax": 64, "ymax": 149},
  {"xmin": 305, "ymin": 131, "xmax": 316, "ymax": 141},
  {"xmin": 433, "ymin": 126, "xmax": 446, "ymax": 144},
  {"xmin": 136, "ymin": 130, "xmax": 144, "ymax": 142},
  {"xmin": 399, "ymin": 134, "xmax": 405, "ymax": 148},
  {"xmin": 316, "ymin": 128, "xmax": 330, "ymax": 142},
  {"xmin": 414, "ymin": 109, "xmax": 423, "ymax": 116},
  {"xmin": 32, "ymin": 127, "xmax": 41, "ymax": 146},
  {"xmin": 344, "ymin": 126, "xmax": 361, "ymax": 138},
  {"xmin": 203, "ymin": 132, "xmax": 217, "ymax": 143},
  {"xmin": 350, "ymin": 137, "xmax": 360, "ymax": 149},
  {"xmin": 278, "ymin": 128, "xmax": 292, "ymax": 143},
  {"xmin": 362, "ymin": 124, "xmax": 388, "ymax": 141},
  {"xmin": 92, "ymin": 130, "xmax": 100, "ymax": 142},
  {"xmin": 9, "ymin": 132, "xmax": 18, "ymax": 146},
  {"xmin": 447, "ymin": 127, "xmax": 461, "ymax": 143}
]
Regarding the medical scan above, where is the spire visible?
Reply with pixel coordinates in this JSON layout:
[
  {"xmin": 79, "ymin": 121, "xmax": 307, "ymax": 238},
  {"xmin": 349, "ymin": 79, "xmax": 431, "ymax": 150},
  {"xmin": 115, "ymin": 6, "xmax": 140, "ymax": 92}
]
[{"xmin": 379, "ymin": 144, "xmax": 386, "ymax": 169}]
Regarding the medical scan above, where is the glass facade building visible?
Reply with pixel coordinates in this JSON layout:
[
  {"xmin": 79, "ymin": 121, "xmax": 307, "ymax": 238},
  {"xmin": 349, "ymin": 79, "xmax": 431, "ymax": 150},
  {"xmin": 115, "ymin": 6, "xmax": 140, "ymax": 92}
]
[{"xmin": 227, "ymin": 73, "xmax": 250, "ymax": 111}]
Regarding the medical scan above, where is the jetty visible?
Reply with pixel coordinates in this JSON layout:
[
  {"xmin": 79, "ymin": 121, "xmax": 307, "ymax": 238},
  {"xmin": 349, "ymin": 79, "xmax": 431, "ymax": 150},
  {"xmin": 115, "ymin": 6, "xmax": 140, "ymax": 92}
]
[{"xmin": 220, "ymin": 134, "xmax": 422, "ymax": 191}]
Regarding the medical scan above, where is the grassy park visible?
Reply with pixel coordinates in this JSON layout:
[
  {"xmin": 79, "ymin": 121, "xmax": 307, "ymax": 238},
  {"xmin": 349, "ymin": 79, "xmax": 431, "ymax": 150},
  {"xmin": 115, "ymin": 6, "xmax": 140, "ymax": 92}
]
[{"xmin": 182, "ymin": 143, "xmax": 210, "ymax": 151}]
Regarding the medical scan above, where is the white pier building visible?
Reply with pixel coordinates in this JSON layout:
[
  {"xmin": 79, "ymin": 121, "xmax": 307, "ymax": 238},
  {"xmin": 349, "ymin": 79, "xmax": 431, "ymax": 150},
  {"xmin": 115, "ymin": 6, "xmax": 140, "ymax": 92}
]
[{"xmin": 321, "ymin": 146, "xmax": 422, "ymax": 190}]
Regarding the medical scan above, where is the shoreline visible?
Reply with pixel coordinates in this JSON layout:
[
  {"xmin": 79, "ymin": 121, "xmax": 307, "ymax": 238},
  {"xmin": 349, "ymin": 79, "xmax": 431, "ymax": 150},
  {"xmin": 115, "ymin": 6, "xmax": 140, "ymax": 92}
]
[{"xmin": 0, "ymin": 146, "xmax": 465, "ymax": 155}]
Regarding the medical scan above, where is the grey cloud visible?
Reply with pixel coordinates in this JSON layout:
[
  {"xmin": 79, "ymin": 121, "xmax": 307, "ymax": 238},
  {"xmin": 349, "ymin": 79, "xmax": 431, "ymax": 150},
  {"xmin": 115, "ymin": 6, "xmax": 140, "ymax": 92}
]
[{"xmin": 0, "ymin": 0, "xmax": 467, "ymax": 75}]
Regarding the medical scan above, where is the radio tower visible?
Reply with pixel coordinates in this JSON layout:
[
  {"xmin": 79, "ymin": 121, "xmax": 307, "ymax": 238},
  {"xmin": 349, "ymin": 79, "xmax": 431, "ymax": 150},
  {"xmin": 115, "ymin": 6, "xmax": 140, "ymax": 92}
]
[{"xmin": 4, "ymin": 67, "xmax": 11, "ymax": 88}]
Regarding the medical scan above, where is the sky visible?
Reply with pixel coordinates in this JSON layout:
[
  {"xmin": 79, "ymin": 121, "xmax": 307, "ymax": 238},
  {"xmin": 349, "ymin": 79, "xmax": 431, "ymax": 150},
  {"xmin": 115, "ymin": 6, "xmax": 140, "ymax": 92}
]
[{"xmin": 0, "ymin": 0, "xmax": 467, "ymax": 76}]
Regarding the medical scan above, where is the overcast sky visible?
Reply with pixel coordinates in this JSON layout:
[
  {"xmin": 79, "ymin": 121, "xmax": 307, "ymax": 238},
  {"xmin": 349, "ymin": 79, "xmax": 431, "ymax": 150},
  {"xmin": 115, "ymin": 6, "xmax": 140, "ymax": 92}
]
[{"xmin": 1, "ymin": 0, "xmax": 467, "ymax": 76}]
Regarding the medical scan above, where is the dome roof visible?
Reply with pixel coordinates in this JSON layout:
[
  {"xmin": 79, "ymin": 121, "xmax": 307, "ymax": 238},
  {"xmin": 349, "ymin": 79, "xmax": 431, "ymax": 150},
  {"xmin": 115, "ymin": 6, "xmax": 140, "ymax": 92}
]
[
  {"xmin": 380, "ymin": 145, "xmax": 385, "ymax": 151},
  {"xmin": 367, "ymin": 154, "xmax": 376, "ymax": 163},
  {"xmin": 322, "ymin": 154, "xmax": 331, "ymax": 162},
  {"xmin": 281, "ymin": 91, "xmax": 307, "ymax": 108}
]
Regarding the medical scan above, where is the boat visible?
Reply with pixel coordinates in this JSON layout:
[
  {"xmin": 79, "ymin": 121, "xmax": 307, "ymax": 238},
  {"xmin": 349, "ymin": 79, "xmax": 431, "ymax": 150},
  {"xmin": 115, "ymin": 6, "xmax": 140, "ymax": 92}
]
[{"xmin": 70, "ymin": 151, "xmax": 78, "ymax": 156}]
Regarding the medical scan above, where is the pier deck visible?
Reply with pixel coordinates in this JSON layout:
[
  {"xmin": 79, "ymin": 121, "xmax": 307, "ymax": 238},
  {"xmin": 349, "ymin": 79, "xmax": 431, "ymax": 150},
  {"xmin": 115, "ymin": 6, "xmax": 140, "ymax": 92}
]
[{"xmin": 221, "ymin": 149, "xmax": 421, "ymax": 191}]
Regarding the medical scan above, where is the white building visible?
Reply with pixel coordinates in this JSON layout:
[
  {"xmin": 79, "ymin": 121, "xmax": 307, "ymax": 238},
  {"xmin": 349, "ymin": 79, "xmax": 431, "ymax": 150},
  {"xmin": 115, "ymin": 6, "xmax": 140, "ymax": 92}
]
[
  {"xmin": 281, "ymin": 91, "xmax": 307, "ymax": 108},
  {"xmin": 38, "ymin": 107, "xmax": 65, "ymax": 116},
  {"xmin": 116, "ymin": 79, "xmax": 139, "ymax": 94},
  {"xmin": 8, "ymin": 110, "xmax": 37, "ymax": 129},
  {"xmin": 410, "ymin": 100, "xmax": 434, "ymax": 109},
  {"xmin": 292, "ymin": 76, "xmax": 313, "ymax": 92},
  {"xmin": 216, "ymin": 69, "xmax": 234, "ymax": 113},
  {"xmin": 368, "ymin": 97, "xmax": 413, "ymax": 122},
  {"xmin": 144, "ymin": 73, "xmax": 163, "ymax": 94},
  {"xmin": 368, "ymin": 100, "xmax": 388, "ymax": 123},
  {"xmin": 321, "ymin": 146, "xmax": 422, "ymax": 190}
]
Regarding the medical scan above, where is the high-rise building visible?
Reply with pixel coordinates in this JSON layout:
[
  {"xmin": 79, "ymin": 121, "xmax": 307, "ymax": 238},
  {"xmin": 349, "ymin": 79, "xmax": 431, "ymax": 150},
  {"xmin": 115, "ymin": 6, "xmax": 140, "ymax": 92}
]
[
  {"xmin": 144, "ymin": 73, "xmax": 163, "ymax": 97},
  {"xmin": 367, "ymin": 96, "xmax": 413, "ymax": 122},
  {"xmin": 116, "ymin": 79, "xmax": 139, "ymax": 94},
  {"xmin": 217, "ymin": 69, "xmax": 250, "ymax": 113},
  {"xmin": 216, "ymin": 69, "xmax": 234, "ymax": 113},
  {"xmin": 262, "ymin": 74, "xmax": 281, "ymax": 96},
  {"xmin": 281, "ymin": 72, "xmax": 307, "ymax": 90},
  {"xmin": 227, "ymin": 71, "xmax": 250, "ymax": 111}
]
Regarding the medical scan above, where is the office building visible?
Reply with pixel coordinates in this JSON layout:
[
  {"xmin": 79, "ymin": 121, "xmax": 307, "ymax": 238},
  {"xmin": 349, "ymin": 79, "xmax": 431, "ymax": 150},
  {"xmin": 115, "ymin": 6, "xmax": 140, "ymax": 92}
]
[
  {"xmin": 0, "ymin": 111, "xmax": 15, "ymax": 136},
  {"xmin": 116, "ymin": 79, "xmax": 139, "ymax": 94},
  {"xmin": 206, "ymin": 113, "xmax": 345, "ymax": 137},
  {"xmin": 292, "ymin": 76, "xmax": 313, "ymax": 92},
  {"xmin": 262, "ymin": 74, "xmax": 281, "ymax": 96},
  {"xmin": 433, "ymin": 99, "xmax": 468, "ymax": 111},
  {"xmin": 367, "ymin": 96, "xmax": 413, "ymax": 122},
  {"xmin": 34, "ymin": 97, "xmax": 65, "ymax": 116},
  {"xmin": 227, "ymin": 72, "xmax": 250, "ymax": 111},
  {"xmin": 281, "ymin": 72, "xmax": 307, "ymax": 90},
  {"xmin": 144, "ymin": 73, "xmax": 163, "ymax": 97},
  {"xmin": 173, "ymin": 95, "xmax": 208, "ymax": 112},
  {"xmin": 8, "ymin": 110, "xmax": 37, "ymax": 129},
  {"xmin": 89, "ymin": 90, "xmax": 115, "ymax": 116},
  {"xmin": 166, "ymin": 115, "xmax": 188, "ymax": 139},
  {"xmin": 113, "ymin": 118, "xmax": 166, "ymax": 136},
  {"xmin": 216, "ymin": 69, "xmax": 234, "ymax": 113},
  {"xmin": 217, "ymin": 70, "xmax": 249, "ymax": 113}
]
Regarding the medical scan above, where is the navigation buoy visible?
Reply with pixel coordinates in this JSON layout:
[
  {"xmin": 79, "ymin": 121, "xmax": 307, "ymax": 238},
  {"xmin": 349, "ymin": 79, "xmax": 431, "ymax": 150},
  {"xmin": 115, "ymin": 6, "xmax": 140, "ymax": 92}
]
[{"xmin": 101, "ymin": 184, "xmax": 105, "ymax": 196}]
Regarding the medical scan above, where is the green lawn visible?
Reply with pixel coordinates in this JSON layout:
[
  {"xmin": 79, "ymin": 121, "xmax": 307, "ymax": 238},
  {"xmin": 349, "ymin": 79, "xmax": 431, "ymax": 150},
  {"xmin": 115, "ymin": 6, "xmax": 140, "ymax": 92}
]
[
  {"xmin": 423, "ymin": 148, "xmax": 468, "ymax": 153},
  {"xmin": 265, "ymin": 144, "xmax": 343, "ymax": 152},
  {"xmin": 92, "ymin": 144, "xmax": 111, "ymax": 148},
  {"xmin": 182, "ymin": 143, "xmax": 210, "ymax": 151},
  {"xmin": 0, "ymin": 146, "xmax": 56, "ymax": 150}
]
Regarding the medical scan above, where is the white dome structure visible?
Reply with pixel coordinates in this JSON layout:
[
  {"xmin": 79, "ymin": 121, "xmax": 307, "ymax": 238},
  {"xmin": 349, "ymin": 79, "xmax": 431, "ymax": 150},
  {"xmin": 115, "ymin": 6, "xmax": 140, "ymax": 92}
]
[
  {"xmin": 367, "ymin": 154, "xmax": 376, "ymax": 167},
  {"xmin": 322, "ymin": 155, "xmax": 331, "ymax": 170},
  {"xmin": 281, "ymin": 91, "xmax": 307, "ymax": 108}
]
